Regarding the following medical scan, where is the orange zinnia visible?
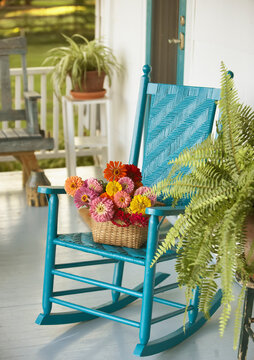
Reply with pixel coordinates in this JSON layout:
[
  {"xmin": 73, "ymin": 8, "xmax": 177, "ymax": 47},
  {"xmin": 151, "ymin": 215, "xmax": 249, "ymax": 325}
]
[
  {"xmin": 103, "ymin": 161, "xmax": 127, "ymax": 181},
  {"xmin": 64, "ymin": 176, "xmax": 83, "ymax": 197},
  {"xmin": 100, "ymin": 192, "xmax": 114, "ymax": 200}
]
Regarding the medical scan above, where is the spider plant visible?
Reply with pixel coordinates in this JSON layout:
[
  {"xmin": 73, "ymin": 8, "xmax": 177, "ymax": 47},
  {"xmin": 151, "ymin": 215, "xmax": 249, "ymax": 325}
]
[
  {"xmin": 152, "ymin": 62, "xmax": 254, "ymax": 347},
  {"xmin": 43, "ymin": 34, "xmax": 121, "ymax": 97}
]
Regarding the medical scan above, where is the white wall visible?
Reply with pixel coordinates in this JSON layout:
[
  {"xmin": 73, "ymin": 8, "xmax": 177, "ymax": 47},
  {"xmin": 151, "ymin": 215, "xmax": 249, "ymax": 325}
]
[
  {"xmin": 98, "ymin": 0, "xmax": 147, "ymax": 163},
  {"xmin": 185, "ymin": 0, "xmax": 254, "ymax": 108},
  {"xmin": 99, "ymin": 0, "xmax": 254, "ymax": 162}
]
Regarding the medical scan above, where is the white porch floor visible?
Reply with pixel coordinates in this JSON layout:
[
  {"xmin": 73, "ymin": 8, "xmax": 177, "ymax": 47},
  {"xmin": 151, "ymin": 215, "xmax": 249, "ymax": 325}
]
[{"xmin": 0, "ymin": 167, "xmax": 253, "ymax": 360}]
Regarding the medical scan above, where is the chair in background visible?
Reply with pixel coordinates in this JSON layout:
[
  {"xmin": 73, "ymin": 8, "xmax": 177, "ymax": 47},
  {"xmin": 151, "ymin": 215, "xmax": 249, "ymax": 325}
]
[
  {"xmin": 0, "ymin": 36, "xmax": 54, "ymax": 186},
  {"xmin": 36, "ymin": 65, "xmax": 222, "ymax": 356}
]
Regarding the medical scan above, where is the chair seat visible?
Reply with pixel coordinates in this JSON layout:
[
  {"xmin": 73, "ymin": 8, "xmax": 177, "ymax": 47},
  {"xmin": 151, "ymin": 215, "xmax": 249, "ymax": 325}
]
[
  {"xmin": 0, "ymin": 129, "xmax": 54, "ymax": 153},
  {"xmin": 55, "ymin": 232, "xmax": 177, "ymax": 266}
]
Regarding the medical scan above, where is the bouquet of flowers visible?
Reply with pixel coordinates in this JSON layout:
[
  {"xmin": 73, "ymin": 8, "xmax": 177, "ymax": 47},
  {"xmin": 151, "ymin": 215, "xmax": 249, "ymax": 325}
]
[{"xmin": 64, "ymin": 161, "xmax": 157, "ymax": 248}]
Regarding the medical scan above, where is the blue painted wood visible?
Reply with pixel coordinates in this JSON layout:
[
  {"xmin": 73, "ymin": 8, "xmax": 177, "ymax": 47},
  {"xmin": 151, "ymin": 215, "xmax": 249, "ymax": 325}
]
[
  {"xmin": 139, "ymin": 215, "xmax": 159, "ymax": 345},
  {"xmin": 145, "ymin": 205, "xmax": 185, "ymax": 216},
  {"xmin": 154, "ymin": 282, "xmax": 179, "ymax": 294},
  {"xmin": 53, "ymin": 234, "xmax": 146, "ymax": 266},
  {"xmin": 112, "ymin": 261, "xmax": 124, "ymax": 302},
  {"xmin": 54, "ymin": 258, "xmax": 118, "ymax": 269},
  {"xmin": 142, "ymin": 83, "xmax": 220, "ymax": 205},
  {"xmin": 129, "ymin": 65, "xmax": 151, "ymax": 166},
  {"xmin": 54, "ymin": 232, "xmax": 177, "ymax": 265},
  {"xmin": 52, "ymin": 269, "xmax": 143, "ymax": 299},
  {"xmin": 53, "ymin": 286, "xmax": 105, "ymax": 297},
  {"xmin": 188, "ymin": 286, "xmax": 200, "ymax": 324},
  {"xmin": 151, "ymin": 305, "xmax": 194, "ymax": 325},
  {"xmin": 152, "ymin": 297, "xmax": 186, "ymax": 309},
  {"xmin": 42, "ymin": 194, "xmax": 58, "ymax": 315},
  {"xmin": 50, "ymin": 297, "xmax": 140, "ymax": 328},
  {"xmin": 38, "ymin": 186, "xmax": 66, "ymax": 194},
  {"xmin": 36, "ymin": 272, "xmax": 169, "ymax": 325},
  {"xmin": 176, "ymin": 0, "xmax": 187, "ymax": 85},
  {"xmin": 134, "ymin": 290, "xmax": 222, "ymax": 356},
  {"xmin": 36, "ymin": 67, "xmax": 222, "ymax": 357}
]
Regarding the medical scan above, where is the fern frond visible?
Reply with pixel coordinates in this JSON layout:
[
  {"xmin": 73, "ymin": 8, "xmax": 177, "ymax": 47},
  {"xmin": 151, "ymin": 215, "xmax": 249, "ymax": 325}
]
[
  {"xmin": 233, "ymin": 284, "xmax": 246, "ymax": 349},
  {"xmin": 237, "ymin": 103, "xmax": 254, "ymax": 146},
  {"xmin": 151, "ymin": 214, "xmax": 188, "ymax": 266},
  {"xmin": 152, "ymin": 62, "xmax": 254, "ymax": 345},
  {"xmin": 199, "ymin": 273, "xmax": 218, "ymax": 318},
  {"xmin": 167, "ymin": 136, "xmax": 222, "ymax": 176},
  {"xmin": 219, "ymin": 62, "xmax": 245, "ymax": 176}
]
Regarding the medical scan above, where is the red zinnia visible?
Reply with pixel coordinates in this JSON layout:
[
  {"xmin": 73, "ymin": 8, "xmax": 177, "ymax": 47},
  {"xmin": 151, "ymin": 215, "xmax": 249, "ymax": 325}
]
[
  {"xmin": 130, "ymin": 213, "xmax": 149, "ymax": 227},
  {"xmin": 111, "ymin": 209, "xmax": 131, "ymax": 227},
  {"xmin": 124, "ymin": 164, "xmax": 142, "ymax": 183},
  {"xmin": 103, "ymin": 161, "xmax": 127, "ymax": 181}
]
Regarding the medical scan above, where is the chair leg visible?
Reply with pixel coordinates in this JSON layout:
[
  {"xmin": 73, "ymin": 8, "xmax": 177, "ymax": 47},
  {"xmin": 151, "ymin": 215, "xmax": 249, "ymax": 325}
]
[
  {"xmin": 139, "ymin": 215, "xmax": 159, "ymax": 345},
  {"xmin": 188, "ymin": 286, "xmax": 200, "ymax": 324},
  {"xmin": 14, "ymin": 151, "xmax": 40, "ymax": 187},
  {"xmin": 112, "ymin": 261, "xmax": 125, "ymax": 303},
  {"xmin": 238, "ymin": 286, "xmax": 254, "ymax": 360},
  {"xmin": 37, "ymin": 194, "xmax": 58, "ymax": 321}
]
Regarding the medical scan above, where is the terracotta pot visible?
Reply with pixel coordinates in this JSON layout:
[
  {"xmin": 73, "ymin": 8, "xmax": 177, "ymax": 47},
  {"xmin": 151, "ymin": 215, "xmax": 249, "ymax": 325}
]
[{"xmin": 70, "ymin": 71, "xmax": 106, "ymax": 100}]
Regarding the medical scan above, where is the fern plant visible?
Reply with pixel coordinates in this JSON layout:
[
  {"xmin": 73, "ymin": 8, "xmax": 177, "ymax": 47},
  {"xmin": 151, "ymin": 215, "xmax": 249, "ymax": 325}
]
[
  {"xmin": 44, "ymin": 34, "xmax": 121, "ymax": 97},
  {"xmin": 152, "ymin": 63, "xmax": 254, "ymax": 347}
]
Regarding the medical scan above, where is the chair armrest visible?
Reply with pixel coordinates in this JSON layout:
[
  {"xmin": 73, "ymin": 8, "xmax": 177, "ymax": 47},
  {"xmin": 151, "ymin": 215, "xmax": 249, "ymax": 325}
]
[
  {"xmin": 145, "ymin": 205, "xmax": 185, "ymax": 216},
  {"xmin": 38, "ymin": 186, "xmax": 66, "ymax": 195},
  {"xmin": 24, "ymin": 91, "xmax": 41, "ymax": 100}
]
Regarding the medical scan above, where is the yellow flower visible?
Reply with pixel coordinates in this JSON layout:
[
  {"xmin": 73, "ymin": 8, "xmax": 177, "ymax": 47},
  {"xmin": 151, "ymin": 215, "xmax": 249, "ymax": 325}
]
[
  {"xmin": 129, "ymin": 195, "xmax": 151, "ymax": 215},
  {"xmin": 106, "ymin": 181, "xmax": 122, "ymax": 197}
]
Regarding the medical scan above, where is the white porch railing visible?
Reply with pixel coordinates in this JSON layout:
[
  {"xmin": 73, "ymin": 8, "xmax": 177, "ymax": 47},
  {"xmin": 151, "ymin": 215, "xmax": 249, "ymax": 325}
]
[{"xmin": 0, "ymin": 66, "xmax": 72, "ymax": 162}]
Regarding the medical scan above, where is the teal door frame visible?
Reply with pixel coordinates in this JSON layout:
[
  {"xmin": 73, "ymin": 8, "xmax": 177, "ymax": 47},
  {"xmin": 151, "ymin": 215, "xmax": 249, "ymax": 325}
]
[{"xmin": 146, "ymin": 0, "xmax": 186, "ymax": 85}]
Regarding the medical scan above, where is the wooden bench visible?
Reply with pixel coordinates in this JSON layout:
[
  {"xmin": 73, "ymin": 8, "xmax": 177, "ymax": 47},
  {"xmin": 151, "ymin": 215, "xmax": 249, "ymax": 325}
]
[{"xmin": 0, "ymin": 36, "xmax": 54, "ymax": 186}]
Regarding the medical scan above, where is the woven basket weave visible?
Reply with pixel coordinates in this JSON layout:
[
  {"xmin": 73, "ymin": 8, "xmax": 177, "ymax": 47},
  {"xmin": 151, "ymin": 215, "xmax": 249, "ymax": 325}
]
[
  {"xmin": 91, "ymin": 218, "xmax": 148, "ymax": 249},
  {"xmin": 78, "ymin": 208, "xmax": 148, "ymax": 248},
  {"xmin": 78, "ymin": 207, "xmax": 92, "ymax": 229}
]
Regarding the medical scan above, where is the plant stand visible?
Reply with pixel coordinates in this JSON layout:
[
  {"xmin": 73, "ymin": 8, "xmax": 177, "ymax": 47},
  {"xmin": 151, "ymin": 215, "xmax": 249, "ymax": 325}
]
[
  {"xmin": 238, "ymin": 280, "xmax": 254, "ymax": 360},
  {"xmin": 62, "ymin": 95, "xmax": 111, "ymax": 176}
]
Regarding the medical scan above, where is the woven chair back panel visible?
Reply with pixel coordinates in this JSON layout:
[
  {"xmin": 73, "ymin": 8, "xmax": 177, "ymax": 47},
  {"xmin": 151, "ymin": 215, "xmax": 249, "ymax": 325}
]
[{"xmin": 142, "ymin": 84, "xmax": 220, "ymax": 204}]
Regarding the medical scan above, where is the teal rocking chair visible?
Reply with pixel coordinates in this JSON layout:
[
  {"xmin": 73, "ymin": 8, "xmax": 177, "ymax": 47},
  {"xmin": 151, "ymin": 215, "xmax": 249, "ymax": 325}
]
[{"xmin": 36, "ymin": 65, "xmax": 222, "ymax": 356}]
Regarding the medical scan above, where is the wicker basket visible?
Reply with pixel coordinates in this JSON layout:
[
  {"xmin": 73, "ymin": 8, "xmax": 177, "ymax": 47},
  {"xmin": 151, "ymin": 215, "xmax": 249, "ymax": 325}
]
[
  {"xmin": 78, "ymin": 207, "xmax": 92, "ymax": 229},
  {"xmin": 91, "ymin": 218, "xmax": 148, "ymax": 249}
]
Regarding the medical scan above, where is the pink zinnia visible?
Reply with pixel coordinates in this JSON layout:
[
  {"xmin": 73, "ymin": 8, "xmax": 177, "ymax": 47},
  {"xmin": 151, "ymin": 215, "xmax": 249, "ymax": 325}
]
[
  {"xmin": 86, "ymin": 177, "xmax": 104, "ymax": 194},
  {"xmin": 118, "ymin": 176, "xmax": 134, "ymax": 194},
  {"xmin": 114, "ymin": 191, "xmax": 131, "ymax": 208},
  {"xmin": 90, "ymin": 197, "xmax": 115, "ymax": 222},
  {"xmin": 134, "ymin": 186, "xmax": 157, "ymax": 205},
  {"xmin": 74, "ymin": 186, "xmax": 98, "ymax": 209}
]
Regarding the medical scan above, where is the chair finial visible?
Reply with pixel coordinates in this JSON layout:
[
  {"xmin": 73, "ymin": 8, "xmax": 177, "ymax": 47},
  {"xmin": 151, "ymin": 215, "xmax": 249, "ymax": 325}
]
[
  {"xmin": 142, "ymin": 65, "xmax": 151, "ymax": 76},
  {"xmin": 227, "ymin": 70, "xmax": 234, "ymax": 79}
]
